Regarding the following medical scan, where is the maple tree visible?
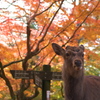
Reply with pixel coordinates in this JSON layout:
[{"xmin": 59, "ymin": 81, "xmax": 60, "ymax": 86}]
[{"xmin": 0, "ymin": 0, "xmax": 100, "ymax": 99}]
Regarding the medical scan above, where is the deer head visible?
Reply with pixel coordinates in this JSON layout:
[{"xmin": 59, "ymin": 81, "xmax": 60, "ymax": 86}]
[{"xmin": 52, "ymin": 43, "xmax": 84, "ymax": 76}]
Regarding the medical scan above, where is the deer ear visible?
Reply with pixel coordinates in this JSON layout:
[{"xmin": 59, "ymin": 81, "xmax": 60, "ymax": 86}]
[
  {"xmin": 52, "ymin": 43, "xmax": 65, "ymax": 56},
  {"xmin": 79, "ymin": 45, "xmax": 84, "ymax": 51}
]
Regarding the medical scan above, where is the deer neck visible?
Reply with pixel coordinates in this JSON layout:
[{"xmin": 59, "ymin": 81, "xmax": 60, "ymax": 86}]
[
  {"xmin": 63, "ymin": 68, "xmax": 84, "ymax": 100},
  {"xmin": 65, "ymin": 76, "xmax": 84, "ymax": 100}
]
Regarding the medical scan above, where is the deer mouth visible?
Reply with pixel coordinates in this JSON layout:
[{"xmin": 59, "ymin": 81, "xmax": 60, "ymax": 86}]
[{"xmin": 74, "ymin": 66, "xmax": 82, "ymax": 71}]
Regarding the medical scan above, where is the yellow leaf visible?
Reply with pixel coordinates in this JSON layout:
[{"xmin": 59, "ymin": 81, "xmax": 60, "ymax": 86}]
[
  {"xmin": 24, "ymin": 90, "xmax": 32, "ymax": 97},
  {"xmin": 0, "ymin": 94, "xmax": 3, "ymax": 98}
]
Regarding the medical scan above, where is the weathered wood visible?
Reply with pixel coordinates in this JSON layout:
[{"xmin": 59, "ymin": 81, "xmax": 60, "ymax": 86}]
[
  {"xmin": 10, "ymin": 70, "xmax": 62, "ymax": 80},
  {"xmin": 10, "ymin": 65, "xmax": 62, "ymax": 100},
  {"xmin": 42, "ymin": 65, "xmax": 51, "ymax": 100}
]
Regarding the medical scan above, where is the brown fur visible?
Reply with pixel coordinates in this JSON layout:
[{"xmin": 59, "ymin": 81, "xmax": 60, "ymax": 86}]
[{"xmin": 52, "ymin": 43, "xmax": 100, "ymax": 100}]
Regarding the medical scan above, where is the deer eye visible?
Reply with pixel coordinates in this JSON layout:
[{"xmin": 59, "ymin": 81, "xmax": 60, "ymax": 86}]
[
  {"xmin": 82, "ymin": 53, "xmax": 84, "ymax": 57},
  {"xmin": 66, "ymin": 53, "xmax": 70, "ymax": 56}
]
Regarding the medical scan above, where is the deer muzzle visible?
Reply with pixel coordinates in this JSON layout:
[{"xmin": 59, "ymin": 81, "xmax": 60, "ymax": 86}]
[{"xmin": 74, "ymin": 60, "xmax": 82, "ymax": 70}]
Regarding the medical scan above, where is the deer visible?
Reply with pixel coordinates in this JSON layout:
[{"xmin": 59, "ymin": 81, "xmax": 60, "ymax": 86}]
[{"xmin": 52, "ymin": 43, "xmax": 100, "ymax": 100}]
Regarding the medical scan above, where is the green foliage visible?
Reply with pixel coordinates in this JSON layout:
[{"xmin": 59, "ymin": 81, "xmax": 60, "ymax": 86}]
[
  {"xmin": 85, "ymin": 66, "xmax": 100, "ymax": 76},
  {"xmin": 30, "ymin": 21, "xmax": 39, "ymax": 30},
  {"xmin": 51, "ymin": 81, "xmax": 64, "ymax": 100}
]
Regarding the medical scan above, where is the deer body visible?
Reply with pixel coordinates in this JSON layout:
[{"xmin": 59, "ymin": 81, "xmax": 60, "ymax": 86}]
[{"xmin": 52, "ymin": 43, "xmax": 100, "ymax": 100}]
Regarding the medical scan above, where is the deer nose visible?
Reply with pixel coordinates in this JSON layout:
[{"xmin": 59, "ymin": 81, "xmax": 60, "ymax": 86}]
[{"xmin": 74, "ymin": 60, "xmax": 82, "ymax": 67}]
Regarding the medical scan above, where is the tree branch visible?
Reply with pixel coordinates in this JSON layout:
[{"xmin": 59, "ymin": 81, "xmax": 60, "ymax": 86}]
[
  {"xmin": 34, "ymin": 0, "xmax": 65, "ymax": 53},
  {"xmin": 25, "ymin": 86, "xmax": 39, "ymax": 100},
  {"xmin": 23, "ymin": 0, "xmax": 65, "ymax": 70},
  {"xmin": 49, "ymin": 0, "xmax": 100, "ymax": 64},
  {"xmin": 0, "ymin": 62, "xmax": 15, "ymax": 100},
  {"xmin": 63, "ymin": 0, "xmax": 100, "ymax": 47},
  {"xmin": 3, "ymin": 59, "xmax": 24, "ymax": 68},
  {"xmin": 27, "ymin": 1, "xmax": 56, "ymax": 24}
]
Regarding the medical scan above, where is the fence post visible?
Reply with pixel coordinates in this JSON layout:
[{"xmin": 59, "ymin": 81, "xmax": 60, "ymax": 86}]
[{"xmin": 42, "ymin": 65, "xmax": 51, "ymax": 100}]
